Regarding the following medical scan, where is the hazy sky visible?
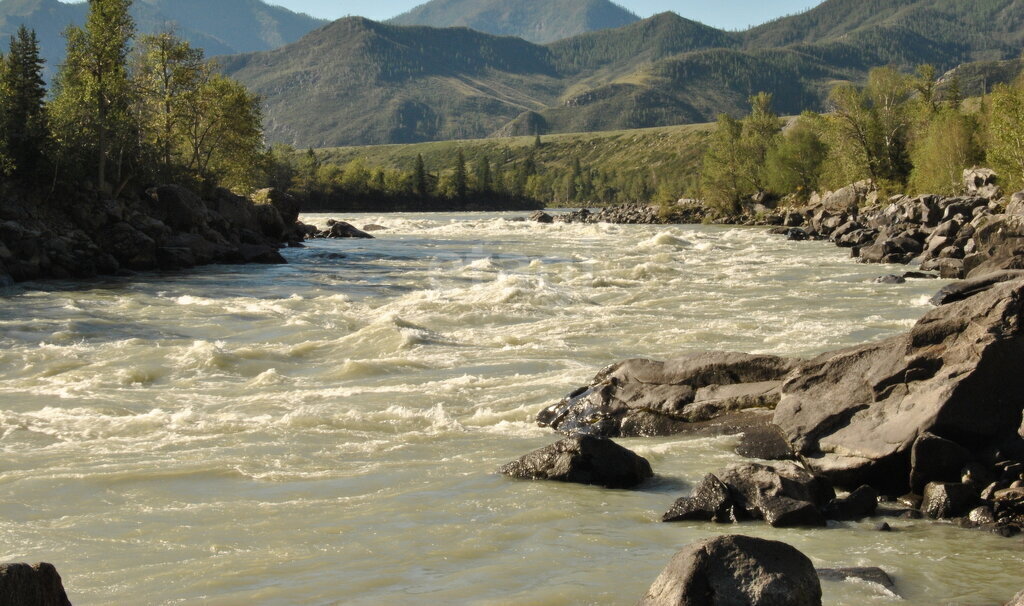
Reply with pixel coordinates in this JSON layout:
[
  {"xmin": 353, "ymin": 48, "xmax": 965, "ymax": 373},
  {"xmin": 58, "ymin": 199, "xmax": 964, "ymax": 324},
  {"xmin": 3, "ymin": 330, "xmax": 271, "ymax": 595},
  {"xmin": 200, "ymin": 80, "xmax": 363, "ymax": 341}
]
[{"xmin": 269, "ymin": 1, "xmax": 820, "ymax": 30}]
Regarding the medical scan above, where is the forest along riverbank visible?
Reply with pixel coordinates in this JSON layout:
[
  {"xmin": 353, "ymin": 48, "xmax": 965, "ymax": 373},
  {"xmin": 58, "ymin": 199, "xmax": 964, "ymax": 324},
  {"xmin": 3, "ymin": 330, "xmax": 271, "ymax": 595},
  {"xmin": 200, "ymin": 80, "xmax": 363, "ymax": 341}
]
[{"xmin": 3, "ymin": 212, "xmax": 1020, "ymax": 604}]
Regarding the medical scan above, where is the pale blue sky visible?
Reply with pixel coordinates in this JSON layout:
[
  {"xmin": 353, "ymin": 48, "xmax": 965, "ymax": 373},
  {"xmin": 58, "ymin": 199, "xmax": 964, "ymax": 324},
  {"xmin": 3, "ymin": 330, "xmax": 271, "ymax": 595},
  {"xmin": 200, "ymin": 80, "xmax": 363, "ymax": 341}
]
[{"xmin": 270, "ymin": 0, "xmax": 821, "ymax": 30}]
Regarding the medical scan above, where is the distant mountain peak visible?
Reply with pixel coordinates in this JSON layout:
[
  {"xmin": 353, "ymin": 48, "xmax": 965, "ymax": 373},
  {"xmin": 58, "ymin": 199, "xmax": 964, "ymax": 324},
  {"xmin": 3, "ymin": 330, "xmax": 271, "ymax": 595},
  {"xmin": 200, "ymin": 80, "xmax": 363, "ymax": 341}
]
[
  {"xmin": 0, "ymin": 0, "xmax": 326, "ymax": 79},
  {"xmin": 388, "ymin": 0, "xmax": 640, "ymax": 44}
]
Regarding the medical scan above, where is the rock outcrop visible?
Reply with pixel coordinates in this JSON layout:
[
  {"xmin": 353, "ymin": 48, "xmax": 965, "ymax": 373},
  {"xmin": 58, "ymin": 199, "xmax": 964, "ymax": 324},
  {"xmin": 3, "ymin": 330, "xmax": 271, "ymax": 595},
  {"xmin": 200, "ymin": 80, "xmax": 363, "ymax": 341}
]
[
  {"xmin": 0, "ymin": 184, "xmax": 299, "ymax": 285},
  {"xmin": 0, "ymin": 563, "xmax": 72, "ymax": 606},
  {"xmin": 499, "ymin": 435, "xmax": 653, "ymax": 489},
  {"xmin": 537, "ymin": 352, "xmax": 796, "ymax": 438},
  {"xmin": 638, "ymin": 535, "xmax": 822, "ymax": 606},
  {"xmin": 773, "ymin": 277, "xmax": 1024, "ymax": 493}
]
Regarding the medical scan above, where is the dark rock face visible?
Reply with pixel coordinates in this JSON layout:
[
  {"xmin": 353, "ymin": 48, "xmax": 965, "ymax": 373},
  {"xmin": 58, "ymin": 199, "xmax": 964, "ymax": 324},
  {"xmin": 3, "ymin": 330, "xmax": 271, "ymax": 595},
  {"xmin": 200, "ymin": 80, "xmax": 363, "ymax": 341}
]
[
  {"xmin": 662, "ymin": 474, "xmax": 734, "ymax": 523},
  {"xmin": 0, "ymin": 184, "xmax": 300, "ymax": 284},
  {"xmin": 499, "ymin": 435, "xmax": 653, "ymax": 489},
  {"xmin": 638, "ymin": 535, "xmax": 822, "ymax": 606},
  {"xmin": 0, "ymin": 563, "xmax": 72, "ymax": 606},
  {"xmin": 537, "ymin": 352, "xmax": 796, "ymax": 438},
  {"xmin": 909, "ymin": 433, "xmax": 971, "ymax": 494},
  {"xmin": 736, "ymin": 424, "xmax": 795, "ymax": 460},
  {"xmin": 824, "ymin": 485, "xmax": 879, "ymax": 521},
  {"xmin": 529, "ymin": 211, "xmax": 553, "ymax": 223},
  {"xmin": 773, "ymin": 278, "xmax": 1024, "ymax": 492}
]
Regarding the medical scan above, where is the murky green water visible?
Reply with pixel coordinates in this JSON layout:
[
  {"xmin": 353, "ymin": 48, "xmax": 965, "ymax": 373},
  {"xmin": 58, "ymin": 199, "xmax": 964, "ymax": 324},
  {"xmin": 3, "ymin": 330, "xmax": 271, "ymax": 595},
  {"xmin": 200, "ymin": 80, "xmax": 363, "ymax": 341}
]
[{"xmin": 0, "ymin": 212, "xmax": 1019, "ymax": 604}]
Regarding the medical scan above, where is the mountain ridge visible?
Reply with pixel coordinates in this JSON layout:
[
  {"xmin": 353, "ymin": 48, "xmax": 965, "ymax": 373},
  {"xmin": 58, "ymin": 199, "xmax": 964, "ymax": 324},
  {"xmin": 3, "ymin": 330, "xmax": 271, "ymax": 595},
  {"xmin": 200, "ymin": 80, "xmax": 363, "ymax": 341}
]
[
  {"xmin": 0, "ymin": 0, "xmax": 326, "ymax": 78},
  {"xmin": 387, "ymin": 0, "xmax": 640, "ymax": 44}
]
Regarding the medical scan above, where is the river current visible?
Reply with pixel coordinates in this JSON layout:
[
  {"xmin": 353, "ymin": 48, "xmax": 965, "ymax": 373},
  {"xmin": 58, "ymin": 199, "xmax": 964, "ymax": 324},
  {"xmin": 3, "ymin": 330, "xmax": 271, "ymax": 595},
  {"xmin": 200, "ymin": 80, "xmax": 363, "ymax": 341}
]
[{"xmin": 0, "ymin": 212, "xmax": 1020, "ymax": 605}]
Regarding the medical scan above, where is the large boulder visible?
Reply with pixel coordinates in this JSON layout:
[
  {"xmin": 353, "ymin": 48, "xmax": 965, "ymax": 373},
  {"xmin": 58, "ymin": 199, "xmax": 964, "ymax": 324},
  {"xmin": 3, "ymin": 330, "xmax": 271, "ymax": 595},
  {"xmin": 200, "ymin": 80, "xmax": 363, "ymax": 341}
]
[
  {"xmin": 638, "ymin": 535, "xmax": 822, "ymax": 606},
  {"xmin": 252, "ymin": 188, "xmax": 301, "ymax": 226},
  {"xmin": 720, "ymin": 462, "xmax": 834, "ymax": 527},
  {"xmin": 537, "ymin": 352, "xmax": 796, "ymax": 438},
  {"xmin": 143, "ymin": 185, "xmax": 209, "ymax": 233},
  {"xmin": 499, "ymin": 435, "xmax": 653, "ymax": 489},
  {"xmin": 964, "ymin": 215, "xmax": 1024, "ymax": 278},
  {"xmin": 773, "ymin": 277, "xmax": 1024, "ymax": 492},
  {"xmin": 0, "ymin": 563, "xmax": 72, "ymax": 606}
]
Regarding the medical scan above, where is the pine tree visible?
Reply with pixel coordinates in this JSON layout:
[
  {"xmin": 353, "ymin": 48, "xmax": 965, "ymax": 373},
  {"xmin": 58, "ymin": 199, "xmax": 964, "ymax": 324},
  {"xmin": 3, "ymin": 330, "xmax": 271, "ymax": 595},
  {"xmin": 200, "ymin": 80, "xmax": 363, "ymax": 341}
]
[
  {"xmin": 1, "ymin": 26, "xmax": 49, "ymax": 180},
  {"xmin": 474, "ymin": 155, "xmax": 492, "ymax": 193},
  {"xmin": 413, "ymin": 153, "xmax": 428, "ymax": 196},
  {"xmin": 453, "ymin": 149, "xmax": 468, "ymax": 199}
]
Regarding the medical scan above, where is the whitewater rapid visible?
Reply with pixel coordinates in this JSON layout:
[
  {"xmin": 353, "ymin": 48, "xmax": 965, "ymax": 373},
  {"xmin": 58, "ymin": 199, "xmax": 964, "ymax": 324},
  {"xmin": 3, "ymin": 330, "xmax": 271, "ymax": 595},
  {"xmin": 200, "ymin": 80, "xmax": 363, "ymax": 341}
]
[{"xmin": 0, "ymin": 212, "xmax": 1019, "ymax": 605}]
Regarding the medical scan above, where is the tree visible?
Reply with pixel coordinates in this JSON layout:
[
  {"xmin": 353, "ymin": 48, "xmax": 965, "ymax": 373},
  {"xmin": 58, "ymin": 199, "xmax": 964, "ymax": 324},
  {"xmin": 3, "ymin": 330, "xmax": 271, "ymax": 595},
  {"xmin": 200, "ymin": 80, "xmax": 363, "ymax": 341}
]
[
  {"xmin": 473, "ymin": 155, "xmax": 492, "ymax": 193},
  {"xmin": 0, "ymin": 26, "xmax": 49, "ymax": 180},
  {"xmin": 909, "ymin": 107, "xmax": 980, "ymax": 195},
  {"xmin": 700, "ymin": 113, "xmax": 747, "ymax": 213},
  {"xmin": 0, "ymin": 50, "xmax": 11, "ymax": 177},
  {"xmin": 740, "ymin": 92, "xmax": 782, "ymax": 194},
  {"xmin": 50, "ymin": 0, "xmax": 137, "ymax": 191},
  {"xmin": 819, "ymin": 67, "xmax": 914, "ymax": 189},
  {"xmin": 453, "ymin": 149, "xmax": 468, "ymax": 199},
  {"xmin": 987, "ymin": 82, "xmax": 1024, "ymax": 190},
  {"xmin": 413, "ymin": 153, "xmax": 429, "ymax": 196},
  {"xmin": 178, "ymin": 74, "xmax": 265, "ymax": 192},
  {"xmin": 765, "ymin": 114, "xmax": 827, "ymax": 199},
  {"xmin": 133, "ymin": 31, "xmax": 205, "ymax": 179}
]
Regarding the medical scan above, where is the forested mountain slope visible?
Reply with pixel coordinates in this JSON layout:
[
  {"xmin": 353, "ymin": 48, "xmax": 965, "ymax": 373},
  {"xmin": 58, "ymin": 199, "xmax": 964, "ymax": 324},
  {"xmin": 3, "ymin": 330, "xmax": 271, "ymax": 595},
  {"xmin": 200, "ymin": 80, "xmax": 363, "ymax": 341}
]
[{"xmin": 219, "ymin": 0, "xmax": 1024, "ymax": 147}]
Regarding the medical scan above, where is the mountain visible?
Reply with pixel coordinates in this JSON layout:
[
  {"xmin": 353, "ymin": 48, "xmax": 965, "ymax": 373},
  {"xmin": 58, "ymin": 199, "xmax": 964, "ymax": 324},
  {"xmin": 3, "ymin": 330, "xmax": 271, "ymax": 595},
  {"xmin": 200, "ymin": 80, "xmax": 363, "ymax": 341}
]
[
  {"xmin": 219, "ymin": 18, "xmax": 563, "ymax": 146},
  {"xmin": 0, "ymin": 0, "xmax": 326, "ymax": 79},
  {"xmin": 222, "ymin": 0, "xmax": 1024, "ymax": 147},
  {"xmin": 388, "ymin": 0, "xmax": 639, "ymax": 44}
]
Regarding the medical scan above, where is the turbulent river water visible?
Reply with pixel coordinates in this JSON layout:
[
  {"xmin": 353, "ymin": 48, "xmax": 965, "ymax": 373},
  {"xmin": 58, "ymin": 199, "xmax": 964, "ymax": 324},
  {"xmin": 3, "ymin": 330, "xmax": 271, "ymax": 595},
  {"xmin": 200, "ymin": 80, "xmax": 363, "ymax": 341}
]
[{"xmin": 0, "ymin": 212, "xmax": 1021, "ymax": 605}]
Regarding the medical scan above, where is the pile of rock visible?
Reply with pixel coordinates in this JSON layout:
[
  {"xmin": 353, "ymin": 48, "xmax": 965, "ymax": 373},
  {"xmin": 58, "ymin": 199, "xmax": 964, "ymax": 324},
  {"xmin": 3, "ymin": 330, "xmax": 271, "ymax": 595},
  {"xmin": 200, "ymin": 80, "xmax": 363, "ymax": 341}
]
[
  {"xmin": 661, "ymin": 462, "xmax": 880, "ymax": 528},
  {"xmin": 527, "ymin": 202, "xmax": 703, "ymax": 225},
  {"xmin": 304, "ymin": 219, "xmax": 374, "ymax": 239},
  {"xmin": 767, "ymin": 170, "xmax": 1024, "ymax": 279},
  {"xmin": 0, "ymin": 185, "xmax": 304, "ymax": 284}
]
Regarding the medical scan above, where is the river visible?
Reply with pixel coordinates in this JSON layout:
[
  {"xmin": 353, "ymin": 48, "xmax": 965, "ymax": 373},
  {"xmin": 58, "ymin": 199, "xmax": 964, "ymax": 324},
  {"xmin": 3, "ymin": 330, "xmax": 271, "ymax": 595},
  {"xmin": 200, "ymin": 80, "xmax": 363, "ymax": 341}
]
[{"xmin": 0, "ymin": 212, "xmax": 1020, "ymax": 604}]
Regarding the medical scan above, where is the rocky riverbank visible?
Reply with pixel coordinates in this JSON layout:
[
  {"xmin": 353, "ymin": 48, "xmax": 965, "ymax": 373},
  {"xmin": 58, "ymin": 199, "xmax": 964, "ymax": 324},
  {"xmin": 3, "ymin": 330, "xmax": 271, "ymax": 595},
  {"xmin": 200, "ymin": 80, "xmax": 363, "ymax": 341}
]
[
  {"xmin": 503, "ymin": 272, "xmax": 1024, "ymax": 603},
  {"xmin": 0, "ymin": 185, "xmax": 306, "ymax": 286}
]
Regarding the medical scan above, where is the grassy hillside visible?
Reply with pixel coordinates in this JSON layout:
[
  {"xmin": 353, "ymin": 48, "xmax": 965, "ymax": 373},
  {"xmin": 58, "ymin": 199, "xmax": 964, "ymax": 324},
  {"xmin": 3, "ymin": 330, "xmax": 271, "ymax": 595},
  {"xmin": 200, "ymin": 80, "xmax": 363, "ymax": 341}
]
[
  {"xmin": 388, "ymin": 0, "xmax": 639, "ymax": 44},
  {"xmin": 314, "ymin": 122, "xmax": 713, "ymax": 206}
]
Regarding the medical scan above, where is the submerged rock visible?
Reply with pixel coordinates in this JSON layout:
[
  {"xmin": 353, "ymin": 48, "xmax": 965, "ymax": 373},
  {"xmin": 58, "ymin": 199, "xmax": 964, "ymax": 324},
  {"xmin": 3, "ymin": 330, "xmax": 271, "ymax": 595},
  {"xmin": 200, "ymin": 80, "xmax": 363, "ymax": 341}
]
[
  {"xmin": 0, "ymin": 563, "xmax": 72, "ymax": 606},
  {"xmin": 817, "ymin": 567, "xmax": 897, "ymax": 595},
  {"xmin": 499, "ymin": 435, "xmax": 652, "ymax": 489},
  {"xmin": 638, "ymin": 535, "xmax": 822, "ymax": 606},
  {"xmin": 537, "ymin": 352, "xmax": 795, "ymax": 438}
]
